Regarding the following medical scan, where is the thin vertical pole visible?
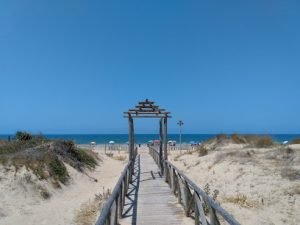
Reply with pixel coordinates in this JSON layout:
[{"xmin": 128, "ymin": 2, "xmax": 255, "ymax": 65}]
[{"xmin": 180, "ymin": 125, "xmax": 182, "ymax": 151}]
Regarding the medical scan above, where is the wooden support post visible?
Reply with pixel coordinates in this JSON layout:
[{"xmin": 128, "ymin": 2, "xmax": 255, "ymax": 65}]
[
  {"xmin": 159, "ymin": 118, "xmax": 163, "ymax": 171},
  {"xmin": 163, "ymin": 116, "xmax": 168, "ymax": 181},
  {"xmin": 128, "ymin": 113, "xmax": 135, "ymax": 178},
  {"xmin": 163, "ymin": 116, "xmax": 168, "ymax": 161},
  {"xmin": 128, "ymin": 114, "xmax": 133, "ymax": 162}
]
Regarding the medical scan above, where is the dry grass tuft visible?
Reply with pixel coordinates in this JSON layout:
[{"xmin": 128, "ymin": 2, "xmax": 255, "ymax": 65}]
[
  {"xmin": 197, "ymin": 146, "xmax": 208, "ymax": 157},
  {"xmin": 231, "ymin": 134, "xmax": 247, "ymax": 144},
  {"xmin": 281, "ymin": 167, "xmax": 300, "ymax": 181},
  {"xmin": 285, "ymin": 185, "xmax": 300, "ymax": 196},
  {"xmin": 113, "ymin": 155, "xmax": 127, "ymax": 161},
  {"xmin": 211, "ymin": 150, "xmax": 253, "ymax": 167},
  {"xmin": 105, "ymin": 152, "xmax": 127, "ymax": 161},
  {"xmin": 291, "ymin": 138, "xmax": 300, "ymax": 144},
  {"xmin": 216, "ymin": 134, "xmax": 227, "ymax": 141},
  {"xmin": 105, "ymin": 152, "xmax": 114, "ymax": 157},
  {"xmin": 75, "ymin": 189, "xmax": 111, "ymax": 225},
  {"xmin": 241, "ymin": 135, "xmax": 274, "ymax": 148},
  {"xmin": 173, "ymin": 150, "xmax": 196, "ymax": 161},
  {"xmin": 20, "ymin": 173, "xmax": 51, "ymax": 199},
  {"xmin": 223, "ymin": 194, "xmax": 259, "ymax": 208},
  {"xmin": 255, "ymin": 136, "xmax": 274, "ymax": 148}
]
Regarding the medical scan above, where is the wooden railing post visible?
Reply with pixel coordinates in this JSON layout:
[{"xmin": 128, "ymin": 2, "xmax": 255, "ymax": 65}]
[
  {"xmin": 194, "ymin": 196, "xmax": 200, "ymax": 225},
  {"xmin": 209, "ymin": 206, "xmax": 221, "ymax": 225},
  {"xmin": 118, "ymin": 187, "xmax": 122, "ymax": 219},
  {"xmin": 172, "ymin": 168, "xmax": 176, "ymax": 194},
  {"xmin": 195, "ymin": 194, "xmax": 208, "ymax": 225}
]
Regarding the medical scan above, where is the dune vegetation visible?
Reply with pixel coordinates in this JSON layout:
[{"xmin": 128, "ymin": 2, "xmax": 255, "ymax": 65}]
[
  {"xmin": 169, "ymin": 134, "xmax": 300, "ymax": 225},
  {"xmin": 0, "ymin": 131, "xmax": 98, "ymax": 188}
]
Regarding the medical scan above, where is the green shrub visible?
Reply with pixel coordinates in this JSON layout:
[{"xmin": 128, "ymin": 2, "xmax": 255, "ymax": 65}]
[
  {"xmin": 72, "ymin": 148, "xmax": 97, "ymax": 169},
  {"xmin": 51, "ymin": 140, "xmax": 97, "ymax": 170},
  {"xmin": 49, "ymin": 155, "xmax": 69, "ymax": 184},
  {"xmin": 16, "ymin": 131, "xmax": 33, "ymax": 141},
  {"xmin": 0, "ymin": 138, "xmax": 45, "ymax": 155}
]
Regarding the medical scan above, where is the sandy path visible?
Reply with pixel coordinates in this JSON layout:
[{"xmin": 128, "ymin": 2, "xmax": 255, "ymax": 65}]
[{"xmin": 0, "ymin": 149, "xmax": 128, "ymax": 225}]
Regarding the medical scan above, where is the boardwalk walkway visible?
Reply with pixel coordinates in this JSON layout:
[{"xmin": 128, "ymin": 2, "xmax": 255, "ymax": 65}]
[{"xmin": 120, "ymin": 148, "xmax": 194, "ymax": 225}]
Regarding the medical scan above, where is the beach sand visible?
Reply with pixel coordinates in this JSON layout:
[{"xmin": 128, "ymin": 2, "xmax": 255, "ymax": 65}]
[
  {"xmin": 0, "ymin": 146, "xmax": 128, "ymax": 225},
  {"xmin": 168, "ymin": 144, "xmax": 300, "ymax": 225}
]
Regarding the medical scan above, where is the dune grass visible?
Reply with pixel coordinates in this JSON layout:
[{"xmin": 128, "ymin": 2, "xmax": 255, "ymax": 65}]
[
  {"xmin": 0, "ymin": 132, "xmax": 98, "ymax": 188},
  {"xmin": 291, "ymin": 138, "xmax": 300, "ymax": 144},
  {"xmin": 75, "ymin": 189, "xmax": 111, "ymax": 225},
  {"xmin": 229, "ymin": 134, "xmax": 274, "ymax": 148}
]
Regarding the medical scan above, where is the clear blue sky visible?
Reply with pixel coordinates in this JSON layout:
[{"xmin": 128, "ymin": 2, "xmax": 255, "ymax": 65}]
[{"xmin": 1, "ymin": 1, "xmax": 300, "ymax": 134}]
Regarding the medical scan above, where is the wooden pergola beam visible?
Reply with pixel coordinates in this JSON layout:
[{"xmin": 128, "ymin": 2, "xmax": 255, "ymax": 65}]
[
  {"xmin": 123, "ymin": 116, "xmax": 172, "ymax": 118},
  {"xmin": 135, "ymin": 105, "xmax": 159, "ymax": 108},
  {"xmin": 138, "ymin": 100, "xmax": 154, "ymax": 104},
  {"xmin": 124, "ymin": 111, "xmax": 170, "ymax": 115},
  {"xmin": 128, "ymin": 109, "xmax": 166, "ymax": 112}
]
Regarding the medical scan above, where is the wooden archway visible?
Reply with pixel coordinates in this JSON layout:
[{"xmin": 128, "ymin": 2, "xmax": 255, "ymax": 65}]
[{"xmin": 123, "ymin": 99, "xmax": 171, "ymax": 168}]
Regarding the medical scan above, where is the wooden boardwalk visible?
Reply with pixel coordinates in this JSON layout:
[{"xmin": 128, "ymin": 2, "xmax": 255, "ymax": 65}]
[{"xmin": 120, "ymin": 149, "xmax": 194, "ymax": 225}]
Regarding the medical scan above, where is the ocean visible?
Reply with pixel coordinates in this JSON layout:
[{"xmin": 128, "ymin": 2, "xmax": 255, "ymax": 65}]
[{"xmin": 0, "ymin": 134, "xmax": 299, "ymax": 144}]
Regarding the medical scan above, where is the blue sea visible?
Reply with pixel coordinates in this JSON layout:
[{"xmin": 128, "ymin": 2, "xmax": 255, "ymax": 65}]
[{"xmin": 0, "ymin": 134, "xmax": 299, "ymax": 144}]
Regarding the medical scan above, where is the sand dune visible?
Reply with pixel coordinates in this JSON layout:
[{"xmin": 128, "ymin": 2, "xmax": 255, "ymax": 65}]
[
  {"xmin": 169, "ymin": 144, "xmax": 300, "ymax": 225},
  {"xmin": 0, "ymin": 147, "xmax": 128, "ymax": 225}
]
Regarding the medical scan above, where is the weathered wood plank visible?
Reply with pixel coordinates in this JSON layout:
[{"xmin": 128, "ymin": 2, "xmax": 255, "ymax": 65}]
[{"xmin": 120, "ymin": 149, "xmax": 194, "ymax": 225}]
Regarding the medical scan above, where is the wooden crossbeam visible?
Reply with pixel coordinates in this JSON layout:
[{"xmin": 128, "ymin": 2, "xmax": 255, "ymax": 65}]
[
  {"xmin": 123, "ymin": 116, "xmax": 172, "ymax": 118},
  {"xmin": 128, "ymin": 108, "xmax": 166, "ymax": 112},
  {"xmin": 138, "ymin": 100, "xmax": 154, "ymax": 104},
  {"xmin": 123, "ymin": 112, "xmax": 170, "ymax": 115},
  {"xmin": 128, "ymin": 109, "xmax": 166, "ymax": 113},
  {"xmin": 136, "ymin": 105, "xmax": 159, "ymax": 109}
]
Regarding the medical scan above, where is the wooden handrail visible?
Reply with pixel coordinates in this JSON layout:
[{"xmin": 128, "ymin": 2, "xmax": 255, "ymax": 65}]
[
  {"xmin": 95, "ymin": 158, "xmax": 134, "ymax": 225},
  {"xmin": 148, "ymin": 146, "xmax": 241, "ymax": 225}
]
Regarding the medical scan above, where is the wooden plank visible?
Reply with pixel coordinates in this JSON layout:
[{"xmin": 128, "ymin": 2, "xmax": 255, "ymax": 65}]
[{"xmin": 119, "ymin": 149, "xmax": 194, "ymax": 225}]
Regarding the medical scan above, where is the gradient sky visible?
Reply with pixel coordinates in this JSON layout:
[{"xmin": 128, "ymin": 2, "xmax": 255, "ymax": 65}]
[{"xmin": 1, "ymin": 0, "xmax": 300, "ymax": 134}]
